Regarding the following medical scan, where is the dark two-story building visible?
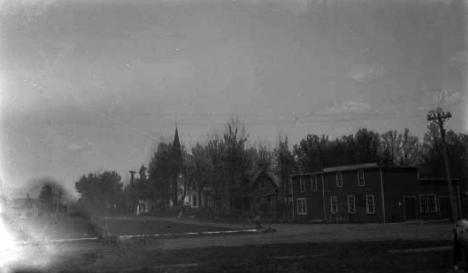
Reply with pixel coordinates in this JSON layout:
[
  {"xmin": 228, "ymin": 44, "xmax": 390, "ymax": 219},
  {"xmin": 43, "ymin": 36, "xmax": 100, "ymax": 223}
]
[{"xmin": 291, "ymin": 163, "xmax": 462, "ymax": 223}]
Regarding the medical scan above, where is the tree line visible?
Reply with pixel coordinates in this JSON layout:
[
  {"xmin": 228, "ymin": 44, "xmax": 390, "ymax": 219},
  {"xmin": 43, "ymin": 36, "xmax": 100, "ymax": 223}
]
[{"xmin": 73, "ymin": 116, "xmax": 468, "ymax": 216}]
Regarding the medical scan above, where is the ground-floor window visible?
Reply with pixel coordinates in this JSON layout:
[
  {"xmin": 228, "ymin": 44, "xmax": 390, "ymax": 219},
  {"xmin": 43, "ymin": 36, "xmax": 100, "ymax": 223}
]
[
  {"xmin": 420, "ymin": 194, "xmax": 437, "ymax": 213},
  {"xmin": 296, "ymin": 198, "xmax": 307, "ymax": 215},
  {"xmin": 330, "ymin": 196, "xmax": 338, "ymax": 214},
  {"xmin": 366, "ymin": 195, "xmax": 375, "ymax": 214},
  {"xmin": 348, "ymin": 195, "xmax": 356, "ymax": 214}
]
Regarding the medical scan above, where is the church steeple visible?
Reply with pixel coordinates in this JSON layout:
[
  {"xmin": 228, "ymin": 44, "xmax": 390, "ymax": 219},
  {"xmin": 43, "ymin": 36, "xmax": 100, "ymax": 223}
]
[{"xmin": 172, "ymin": 126, "xmax": 182, "ymax": 163}]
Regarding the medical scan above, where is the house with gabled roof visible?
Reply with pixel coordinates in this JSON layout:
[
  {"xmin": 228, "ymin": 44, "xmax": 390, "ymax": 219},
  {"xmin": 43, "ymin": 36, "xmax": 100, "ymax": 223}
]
[{"xmin": 232, "ymin": 166, "xmax": 280, "ymax": 216}]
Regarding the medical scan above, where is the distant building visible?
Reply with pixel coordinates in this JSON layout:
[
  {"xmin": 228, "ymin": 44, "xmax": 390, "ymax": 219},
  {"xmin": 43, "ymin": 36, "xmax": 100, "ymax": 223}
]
[
  {"xmin": 232, "ymin": 168, "xmax": 280, "ymax": 217},
  {"xmin": 9, "ymin": 194, "xmax": 39, "ymax": 219},
  {"xmin": 183, "ymin": 185, "xmax": 215, "ymax": 210},
  {"xmin": 291, "ymin": 163, "xmax": 462, "ymax": 223}
]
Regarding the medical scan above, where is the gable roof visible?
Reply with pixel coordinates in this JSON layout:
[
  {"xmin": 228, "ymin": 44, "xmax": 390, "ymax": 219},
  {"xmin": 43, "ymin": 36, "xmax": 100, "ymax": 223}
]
[
  {"xmin": 291, "ymin": 164, "xmax": 419, "ymax": 178},
  {"xmin": 245, "ymin": 169, "xmax": 280, "ymax": 188},
  {"xmin": 322, "ymin": 163, "xmax": 378, "ymax": 172}
]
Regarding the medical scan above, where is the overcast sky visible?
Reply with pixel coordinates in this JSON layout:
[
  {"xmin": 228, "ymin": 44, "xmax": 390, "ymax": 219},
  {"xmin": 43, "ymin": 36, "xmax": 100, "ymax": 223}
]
[{"xmin": 0, "ymin": 0, "xmax": 467, "ymax": 197}]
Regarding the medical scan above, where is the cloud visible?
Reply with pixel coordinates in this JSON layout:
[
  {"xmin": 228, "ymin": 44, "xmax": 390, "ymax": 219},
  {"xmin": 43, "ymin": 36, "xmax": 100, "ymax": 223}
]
[
  {"xmin": 345, "ymin": 64, "xmax": 385, "ymax": 84},
  {"xmin": 67, "ymin": 143, "xmax": 81, "ymax": 151},
  {"xmin": 428, "ymin": 88, "xmax": 465, "ymax": 104},
  {"xmin": 325, "ymin": 101, "xmax": 372, "ymax": 115},
  {"xmin": 0, "ymin": 0, "xmax": 57, "ymax": 20},
  {"xmin": 449, "ymin": 51, "xmax": 468, "ymax": 70}
]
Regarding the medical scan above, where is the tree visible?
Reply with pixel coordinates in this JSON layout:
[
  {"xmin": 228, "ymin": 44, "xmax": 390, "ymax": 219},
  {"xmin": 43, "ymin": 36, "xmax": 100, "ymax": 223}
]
[
  {"xmin": 75, "ymin": 171, "xmax": 123, "ymax": 217},
  {"xmin": 354, "ymin": 128, "xmax": 380, "ymax": 164},
  {"xmin": 206, "ymin": 134, "xmax": 226, "ymax": 210},
  {"xmin": 222, "ymin": 115, "xmax": 249, "ymax": 211},
  {"xmin": 380, "ymin": 130, "xmax": 402, "ymax": 165},
  {"xmin": 38, "ymin": 184, "xmax": 55, "ymax": 217},
  {"xmin": 273, "ymin": 135, "xmax": 297, "ymax": 208},
  {"xmin": 293, "ymin": 134, "xmax": 324, "ymax": 173},
  {"xmin": 188, "ymin": 143, "xmax": 214, "ymax": 207},
  {"xmin": 398, "ymin": 128, "xmax": 420, "ymax": 166},
  {"xmin": 148, "ymin": 142, "xmax": 173, "ymax": 208}
]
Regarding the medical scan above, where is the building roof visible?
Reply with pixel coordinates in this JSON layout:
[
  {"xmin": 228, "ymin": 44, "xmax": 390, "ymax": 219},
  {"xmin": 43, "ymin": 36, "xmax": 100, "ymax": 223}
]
[
  {"xmin": 291, "ymin": 163, "xmax": 418, "ymax": 178},
  {"xmin": 246, "ymin": 169, "xmax": 280, "ymax": 188},
  {"xmin": 322, "ymin": 163, "xmax": 378, "ymax": 172}
]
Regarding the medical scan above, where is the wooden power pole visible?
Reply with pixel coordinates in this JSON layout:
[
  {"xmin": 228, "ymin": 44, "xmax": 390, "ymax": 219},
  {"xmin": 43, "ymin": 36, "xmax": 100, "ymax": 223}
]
[{"xmin": 427, "ymin": 107, "xmax": 459, "ymax": 221}]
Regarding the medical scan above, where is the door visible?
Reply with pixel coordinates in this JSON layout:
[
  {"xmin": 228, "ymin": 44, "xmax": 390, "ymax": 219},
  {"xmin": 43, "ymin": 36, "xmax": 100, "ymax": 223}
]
[
  {"xmin": 439, "ymin": 196, "xmax": 452, "ymax": 219},
  {"xmin": 404, "ymin": 196, "xmax": 416, "ymax": 220}
]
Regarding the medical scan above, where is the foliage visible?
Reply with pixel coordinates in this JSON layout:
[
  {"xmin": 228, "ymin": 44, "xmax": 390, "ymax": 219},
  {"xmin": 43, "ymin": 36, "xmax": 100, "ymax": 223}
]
[
  {"xmin": 75, "ymin": 171, "xmax": 124, "ymax": 217},
  {"xmin": 148, "ymin": 142, "xmax": 173, "ymax": 206}
]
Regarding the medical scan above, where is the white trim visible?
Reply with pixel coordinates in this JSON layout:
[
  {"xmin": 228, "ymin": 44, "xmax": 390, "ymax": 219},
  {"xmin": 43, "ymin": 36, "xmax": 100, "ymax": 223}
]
[
  {"xmin": 296, "ymin": 198, "xmax": 307, "ymax": 215},
  {"xmin": 299, "ymin": 177, "xmax": 306, "ymax": 193},
  {"xmin": 366, "ymin": 194, "xmax": 375, "ymax": 214},
  {"xmin": 379, "ymin": 168, "xmax": 386, "ymax": 224},
  {"xmin": 291, "ymin": 176, "xmax": 295, "ymax": 220},
  {"xmin": 311, "ymin": 176, "xmax": 318, "ymax": 192},
  {"xmin": 330, "ymin": 196, "xmax": 338, "ymax": 214},
  {"xmin": 322, "ymin": 175, "xmax": 326, "ymax": 220},
  {"xmin": 419, "ymin": 194, "xmax": 438, "ymax": 213},
  {"xmin": 357, "ymin": 170, "xmax": 365, "ymax": 187},
  {"xmin": 348, "ymin": 195, "xmax": 356, "ymax": 214}
]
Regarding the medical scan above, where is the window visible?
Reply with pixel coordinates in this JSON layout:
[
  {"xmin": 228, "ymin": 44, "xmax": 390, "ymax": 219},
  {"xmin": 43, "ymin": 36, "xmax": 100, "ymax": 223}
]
[
  {"xmin": 311, "ymin": 176, "xmax": 318, "ymax": 191},
  {"xmin": 357, "ymin": 171, "xmax": 365, "ymax": 186},
  {"xmin": 299, "ymin": 177, "xmax": 306, "ymax": 193},
  {"xmin": 256, "ymin": 197, "xmax": 261, "ymax": 205},
  {"xmin": 260, "ymin": 180, "xmax": 265, "ymax": 189},
  {"xmin": 296, "ymin": 198, "xmax": 307, "ymax": 215},
  {"xmin": 420, "ymin": 194, "xmax": 437, "ymax": 213},
  {"xmin": 348, "ymin": 195, "xmax": 356, "ymax": 214},
  {"xmin": 366, "ymin": 195, "xmax": 375, "ymax": 214},
  {"xmin": 330, "ymin": 196, "xmax": 338, "ymax": 214},
  {"xmin": 336, "ymin": 172, "xmax": 343, "ymax": 188}
]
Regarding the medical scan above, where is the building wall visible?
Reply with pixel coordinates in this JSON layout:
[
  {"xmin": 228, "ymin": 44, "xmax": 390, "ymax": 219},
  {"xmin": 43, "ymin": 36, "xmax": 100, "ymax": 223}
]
[
  {"xmin": 381, "ymin": 168, "xmax": 419, "ymax": 223},
  {"xmin": 291, "ymin": 174, "xmax": 324, "ymax": 222},
  {"xmin": 292, "ymin": 165, "xmax": 460, "ymax": 224},
  {"xmin": 323, "ymin": 168, "xmax": 384, "ymax": 223},
  {"xmin": 418, "ymin": 184, "xmax": 460, "ymax": 221}
]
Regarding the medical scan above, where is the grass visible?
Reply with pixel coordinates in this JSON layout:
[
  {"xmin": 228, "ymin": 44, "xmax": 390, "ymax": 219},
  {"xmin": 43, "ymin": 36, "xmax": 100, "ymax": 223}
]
[
  {"xmin": 104, "ymin": 219, "xmax": 232, "ymax": 236},
  {"xmin": 9, "ymin": 216, "xmax": 232, "ymax": 241},
  {"xmin": 47, "ymin": 240, "xmax": 453, "ymax": 273}
]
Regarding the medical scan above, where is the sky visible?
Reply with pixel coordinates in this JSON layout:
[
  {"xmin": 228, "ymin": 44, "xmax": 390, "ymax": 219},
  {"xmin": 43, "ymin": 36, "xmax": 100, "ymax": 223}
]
[{"xmin": 0, "ymin": 0, "xmax": 467, "ymax": 198}]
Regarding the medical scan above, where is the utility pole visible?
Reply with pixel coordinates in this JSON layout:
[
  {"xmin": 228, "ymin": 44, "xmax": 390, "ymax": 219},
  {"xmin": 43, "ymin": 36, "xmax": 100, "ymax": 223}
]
[
  {"xmin": 129, "ymin": 170, "xmax": 136, "ymax": 216},
  {"xmin": 427, "ymin": 107, "xmax": 458, "ymax": 221}
]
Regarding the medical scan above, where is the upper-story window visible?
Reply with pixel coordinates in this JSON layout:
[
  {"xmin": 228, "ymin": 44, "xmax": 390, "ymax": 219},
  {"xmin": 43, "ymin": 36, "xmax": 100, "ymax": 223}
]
[
  {"xmin": 260, "ymin": 180, "xmax": 266, "ymax": 189},
  {"xmin": 357, "ymin": 170, "xmax": 365, "ymax": 186},
  {"xmin": 311, "ymin": 176, "xmax": 318, "ymax": 191},
  {"xmin": 299, "ymin": 177, "xmax": 306, "ymax": 193},
  {"xmin": 336, "ymin": 172, "xmax": 343, "ymax": 188}
]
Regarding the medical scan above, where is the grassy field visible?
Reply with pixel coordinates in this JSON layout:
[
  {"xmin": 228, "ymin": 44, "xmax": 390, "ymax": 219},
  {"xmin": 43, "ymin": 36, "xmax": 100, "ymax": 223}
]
[
  {"xmin": 6, "ymin": 216, "xmax": 233, "ymax": 241},
  {"xmin": 4, "ymin": 218, "xmax": 457, "ymax": 272},
  {"xmin": 46, "ymin": 240, "xmax": 453, "ymax": 273},
  {"xmin": 104, "ymin": 218, "xmax": 232, "ymax": 236}
]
